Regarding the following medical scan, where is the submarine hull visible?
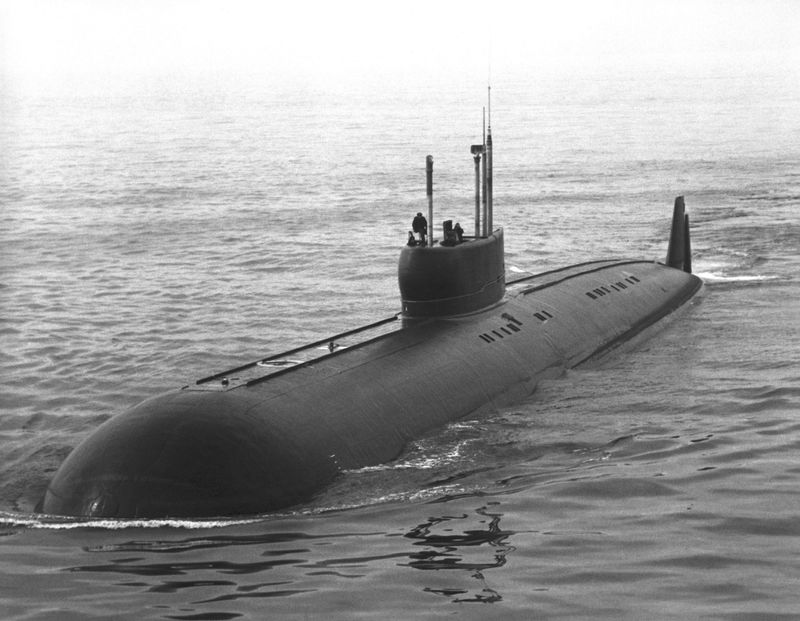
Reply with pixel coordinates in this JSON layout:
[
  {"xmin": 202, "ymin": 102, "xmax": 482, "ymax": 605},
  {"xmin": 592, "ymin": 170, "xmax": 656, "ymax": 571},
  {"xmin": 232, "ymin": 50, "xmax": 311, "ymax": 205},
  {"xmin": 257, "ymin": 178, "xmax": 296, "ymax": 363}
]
[{"xmin": 41, "ymin": 257, "xmax": 702, "ymax": 519}]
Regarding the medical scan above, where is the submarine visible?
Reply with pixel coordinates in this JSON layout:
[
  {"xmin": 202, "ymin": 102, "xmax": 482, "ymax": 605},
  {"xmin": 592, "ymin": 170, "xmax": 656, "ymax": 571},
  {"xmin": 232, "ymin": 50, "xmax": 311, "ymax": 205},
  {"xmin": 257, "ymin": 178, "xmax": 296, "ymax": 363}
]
[{"xmin": 39, "ymin": 115, "xmax": 702, "ymax": 519}]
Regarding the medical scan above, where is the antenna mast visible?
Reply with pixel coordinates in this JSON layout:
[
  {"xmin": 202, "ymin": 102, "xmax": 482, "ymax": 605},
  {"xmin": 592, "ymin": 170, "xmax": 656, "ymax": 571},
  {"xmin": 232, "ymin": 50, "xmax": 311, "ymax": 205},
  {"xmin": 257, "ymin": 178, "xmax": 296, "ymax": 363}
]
[
  {"xmin": 481, "ymin": 106, "xmax": 487, "ymax": 237},
  {"xmin": 486, "ymin": 85, "xmax": 493, "ymax": 236},
  {"xmin": 472, "ymin": 86, "xmax": 494, "ymax": 239}
]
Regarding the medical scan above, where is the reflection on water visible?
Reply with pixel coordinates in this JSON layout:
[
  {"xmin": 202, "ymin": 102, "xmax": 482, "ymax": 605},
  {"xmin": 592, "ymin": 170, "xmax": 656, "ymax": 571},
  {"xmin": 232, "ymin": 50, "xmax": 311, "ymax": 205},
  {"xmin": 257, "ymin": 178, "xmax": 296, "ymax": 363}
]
[
  {"xmin": 57, "ymin": 504, "xmax": 517, "ymax": 611},
  {"xmin": 67, "ymin": 556, "xmax": 306, "ymax": 577},
  {"xmin": 405, "ymin": 502, "xmax": 514, "ymax": 603},
  {"xmin": 405, "ymin": 504, "xmax": 514, "ymax": 571},
  {"xmin": 83, "ymin": 530, "xmax": 320, "ymax": 554}
]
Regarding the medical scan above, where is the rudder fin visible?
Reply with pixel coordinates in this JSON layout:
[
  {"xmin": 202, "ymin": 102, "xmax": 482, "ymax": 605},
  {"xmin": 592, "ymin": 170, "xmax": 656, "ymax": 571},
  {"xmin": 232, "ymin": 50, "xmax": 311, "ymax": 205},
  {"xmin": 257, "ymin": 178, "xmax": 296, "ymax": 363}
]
[{"xmin": 665, "ymin": 196, "xmax": 692, "ymax": 273}]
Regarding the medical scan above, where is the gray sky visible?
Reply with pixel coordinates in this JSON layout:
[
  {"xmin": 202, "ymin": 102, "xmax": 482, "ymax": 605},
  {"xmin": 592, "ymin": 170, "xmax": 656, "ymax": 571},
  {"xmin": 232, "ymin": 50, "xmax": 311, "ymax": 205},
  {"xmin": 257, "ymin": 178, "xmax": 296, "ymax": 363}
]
[{"xmin": 2, "ymin": 0, "xmax": 798, "ymax": 90}]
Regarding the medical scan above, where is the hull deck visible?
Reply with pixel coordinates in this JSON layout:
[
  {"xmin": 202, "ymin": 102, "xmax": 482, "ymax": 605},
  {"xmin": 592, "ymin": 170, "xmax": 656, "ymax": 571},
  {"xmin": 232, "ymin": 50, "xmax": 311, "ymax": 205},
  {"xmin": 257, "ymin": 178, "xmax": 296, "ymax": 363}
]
[{"xmin": 190, "ymin": 258, "xmax": 672, "ymax": 393}]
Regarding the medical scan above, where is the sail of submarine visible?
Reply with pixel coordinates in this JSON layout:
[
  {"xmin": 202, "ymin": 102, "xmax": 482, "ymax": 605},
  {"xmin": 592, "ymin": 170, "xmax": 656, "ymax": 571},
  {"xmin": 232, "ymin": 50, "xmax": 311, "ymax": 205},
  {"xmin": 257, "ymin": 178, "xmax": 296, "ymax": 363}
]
[{"xmin": 39, "ymin": 113, "xmax": 702, "ymax": 519}]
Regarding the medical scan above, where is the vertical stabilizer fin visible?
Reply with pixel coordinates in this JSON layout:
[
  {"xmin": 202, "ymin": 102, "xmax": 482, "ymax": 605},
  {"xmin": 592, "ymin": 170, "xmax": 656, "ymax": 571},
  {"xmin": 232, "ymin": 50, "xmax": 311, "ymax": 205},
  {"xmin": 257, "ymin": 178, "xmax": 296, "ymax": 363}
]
[
  {"xmin": 666, "ymin": 196, "xmax": 692, "ymax": 273},
  {"xmin": 683, "ymin": 212, "xmax": 692, "ymax": 273}
]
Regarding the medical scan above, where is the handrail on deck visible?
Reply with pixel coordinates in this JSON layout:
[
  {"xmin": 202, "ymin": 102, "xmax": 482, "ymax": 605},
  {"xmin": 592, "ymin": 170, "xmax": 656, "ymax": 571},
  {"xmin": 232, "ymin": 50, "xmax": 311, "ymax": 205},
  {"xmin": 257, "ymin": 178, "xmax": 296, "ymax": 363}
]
[{"xmin": 196, "ymin": 314, "xmax": 400, "ymax": 385}]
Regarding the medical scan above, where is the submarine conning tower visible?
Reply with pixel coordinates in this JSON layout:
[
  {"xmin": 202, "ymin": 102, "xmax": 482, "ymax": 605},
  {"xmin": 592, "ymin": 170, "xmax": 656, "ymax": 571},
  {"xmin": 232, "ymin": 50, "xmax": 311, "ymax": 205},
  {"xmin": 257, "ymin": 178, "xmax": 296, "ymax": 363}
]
[{"xmin": 398, "ymin": 112, "xmax": 505, "ymax": 317}]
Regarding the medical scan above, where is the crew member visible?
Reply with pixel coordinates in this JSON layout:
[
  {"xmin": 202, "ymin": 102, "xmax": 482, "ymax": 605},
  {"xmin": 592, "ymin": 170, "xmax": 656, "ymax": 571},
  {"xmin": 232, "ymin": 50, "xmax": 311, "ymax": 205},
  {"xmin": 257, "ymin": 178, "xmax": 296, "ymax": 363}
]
[
  {"xmin": 412, "ymin": 212, "xmax": 428, "ymax": 245},
  {"xmin": 454, "ymin": 222, "xmax": 464, "ymax": 243}
]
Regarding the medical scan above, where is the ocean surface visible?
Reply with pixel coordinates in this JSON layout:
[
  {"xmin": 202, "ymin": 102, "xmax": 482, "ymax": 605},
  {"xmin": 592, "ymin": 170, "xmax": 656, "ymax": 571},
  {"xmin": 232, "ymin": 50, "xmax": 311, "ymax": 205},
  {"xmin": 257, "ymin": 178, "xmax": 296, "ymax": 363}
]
[{"xmin": 1, "ymin": 66, "xmax": 798, "ymax": 619}]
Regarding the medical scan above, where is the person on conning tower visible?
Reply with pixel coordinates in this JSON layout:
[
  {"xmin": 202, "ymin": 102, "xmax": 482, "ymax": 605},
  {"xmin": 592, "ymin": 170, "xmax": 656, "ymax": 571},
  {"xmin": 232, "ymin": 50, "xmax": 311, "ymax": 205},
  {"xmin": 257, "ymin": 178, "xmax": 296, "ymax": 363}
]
[{"xmin": 412, "ymin": 212, "xmax": 427, "ymax": 245}]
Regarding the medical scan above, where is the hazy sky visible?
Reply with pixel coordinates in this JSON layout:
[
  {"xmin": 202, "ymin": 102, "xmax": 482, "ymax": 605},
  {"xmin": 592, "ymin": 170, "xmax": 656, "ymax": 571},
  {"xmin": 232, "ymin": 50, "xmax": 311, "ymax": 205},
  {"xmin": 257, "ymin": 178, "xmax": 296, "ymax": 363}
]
[{"xmin": 1, "ymin": 0, "xmax": 798, "ymax": 90}]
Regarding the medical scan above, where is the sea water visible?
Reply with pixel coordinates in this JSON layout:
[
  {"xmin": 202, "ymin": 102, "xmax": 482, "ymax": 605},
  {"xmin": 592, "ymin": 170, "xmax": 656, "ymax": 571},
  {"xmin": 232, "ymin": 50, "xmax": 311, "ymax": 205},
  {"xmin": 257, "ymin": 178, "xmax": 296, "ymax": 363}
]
[{"xmin": 1, "ymin": 66, "xmax": 799, "ymax": 619}]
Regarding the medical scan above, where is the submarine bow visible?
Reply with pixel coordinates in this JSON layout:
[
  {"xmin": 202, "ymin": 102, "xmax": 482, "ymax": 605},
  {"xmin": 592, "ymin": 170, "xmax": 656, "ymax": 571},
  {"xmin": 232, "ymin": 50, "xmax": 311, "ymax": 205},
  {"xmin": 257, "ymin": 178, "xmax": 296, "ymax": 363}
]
[{"xmin": 40, "ymin": 391, "xmax": 340, "ymax": 517}]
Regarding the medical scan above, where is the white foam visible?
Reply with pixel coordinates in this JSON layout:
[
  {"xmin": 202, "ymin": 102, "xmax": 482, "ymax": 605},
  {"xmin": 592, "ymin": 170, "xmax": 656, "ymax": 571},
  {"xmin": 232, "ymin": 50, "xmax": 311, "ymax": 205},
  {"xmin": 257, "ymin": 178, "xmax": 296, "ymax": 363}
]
[
  {"xmin": 345, "ymin": 440, "xmax": 470, "ymax": 473},
  {"xmin": 696, "ymin": 271, "xmax": 779, "ymax": 283},
  {"xmin": 0, "ymin": 512, "xmax": 262, "ymax": 530}
]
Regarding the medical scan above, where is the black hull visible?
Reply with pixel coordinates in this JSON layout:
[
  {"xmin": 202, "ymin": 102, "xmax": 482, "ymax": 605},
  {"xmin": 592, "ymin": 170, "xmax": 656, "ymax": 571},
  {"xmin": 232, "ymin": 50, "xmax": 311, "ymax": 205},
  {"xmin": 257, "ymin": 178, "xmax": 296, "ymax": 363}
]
[{"xmin": 40, "ymin": 257, "xmax": 702, "ymax": 518}]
